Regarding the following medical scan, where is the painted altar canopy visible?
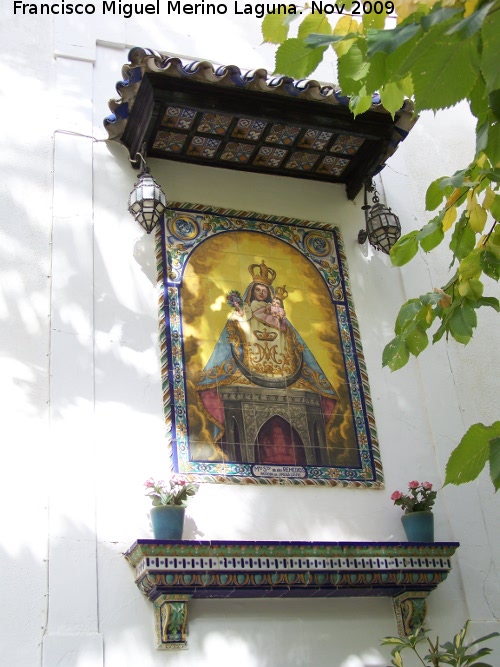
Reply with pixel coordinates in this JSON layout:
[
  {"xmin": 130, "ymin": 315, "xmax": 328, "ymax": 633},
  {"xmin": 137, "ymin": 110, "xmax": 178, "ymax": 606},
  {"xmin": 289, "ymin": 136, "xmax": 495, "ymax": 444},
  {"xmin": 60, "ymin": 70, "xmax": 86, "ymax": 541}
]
[{"xmin": 159, "ymin": 204, "xmax": 383, "ymax": 487}]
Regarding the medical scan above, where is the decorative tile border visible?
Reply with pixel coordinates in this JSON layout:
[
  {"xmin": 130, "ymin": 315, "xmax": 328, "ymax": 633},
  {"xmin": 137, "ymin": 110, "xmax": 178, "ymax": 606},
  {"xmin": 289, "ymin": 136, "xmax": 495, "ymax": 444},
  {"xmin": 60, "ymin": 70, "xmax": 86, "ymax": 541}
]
[{"xmin": 125, "ymin": 540, "xmax": 459, "ymax": 648}]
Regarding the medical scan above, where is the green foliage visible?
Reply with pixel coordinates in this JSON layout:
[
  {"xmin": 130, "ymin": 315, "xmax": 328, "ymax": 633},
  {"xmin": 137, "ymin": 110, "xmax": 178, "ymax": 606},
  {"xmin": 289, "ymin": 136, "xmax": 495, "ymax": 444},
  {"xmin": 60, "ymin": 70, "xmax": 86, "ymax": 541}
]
[
  {"xmin": 262, "ymin": 0, "xmax": 500, "ymax": 489},
  {"xmin": 445, "ymin": 422, "xmax": 500, "ymax": 490},
  {"xmin": 381, "ymin": 622, "xmax": 499, "ymax": 666}
]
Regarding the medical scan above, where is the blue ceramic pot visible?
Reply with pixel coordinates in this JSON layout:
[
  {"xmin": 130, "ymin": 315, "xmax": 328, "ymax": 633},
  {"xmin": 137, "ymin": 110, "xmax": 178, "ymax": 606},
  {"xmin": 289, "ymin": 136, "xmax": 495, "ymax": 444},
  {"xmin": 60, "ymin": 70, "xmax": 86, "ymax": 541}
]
[
  {"xmin": 401, "ymin": 511, "xmax": 434, "ymax": 542},
  {"xmin": 150, "ymin": 505, "xmax": 185, "ymax": 540}
]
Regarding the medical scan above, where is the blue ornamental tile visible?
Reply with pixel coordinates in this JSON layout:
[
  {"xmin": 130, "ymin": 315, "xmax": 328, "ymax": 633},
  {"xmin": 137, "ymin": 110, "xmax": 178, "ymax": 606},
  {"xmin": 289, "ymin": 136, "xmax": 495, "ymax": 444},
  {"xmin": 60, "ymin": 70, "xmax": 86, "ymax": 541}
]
[
  {"xmin": 187, "ymin": 136, "xmax": 221, "ymax": 159},
  {"xmin": 253, "ymin": 146, "xmax": 288, "ymax": 168},
  {"xmin": 298, "ymin": 129, "xmax": 333, "ymax": 150},
  {"xmin": 162, "ymin": 106, "xmax": 197, "ymax": 130},
  {"xmin": 317, "ymin": 156, "xmax": 350, "ymax": 176},
  {"xmin": 232, "ymin": 118, "xmax": 267, "ymax": 141}
]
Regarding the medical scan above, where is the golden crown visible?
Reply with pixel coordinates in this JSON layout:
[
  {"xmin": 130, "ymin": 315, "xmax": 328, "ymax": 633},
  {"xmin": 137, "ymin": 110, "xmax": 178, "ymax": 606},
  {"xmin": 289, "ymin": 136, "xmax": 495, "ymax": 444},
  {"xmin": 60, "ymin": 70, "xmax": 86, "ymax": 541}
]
[
  {"xmin": 274, "ymin": 285, "xmax": 288, "ymax": 301},
  {"xmin": 248, "ymin": 260, "xmax": 276, "ymax": 286}
]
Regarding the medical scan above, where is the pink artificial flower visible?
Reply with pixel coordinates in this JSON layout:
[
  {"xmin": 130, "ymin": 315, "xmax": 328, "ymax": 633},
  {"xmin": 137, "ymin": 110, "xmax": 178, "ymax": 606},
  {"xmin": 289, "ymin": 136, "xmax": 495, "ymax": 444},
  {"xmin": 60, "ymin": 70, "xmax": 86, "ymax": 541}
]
[
  {"xmin": 144, "ymin": 478, "xmax": 155, "ymax": 488},
  {"xmin": 391, "ymin": 491, "xmax": 403, "ymax": 501},
  {"xmin": 422, "ymin": 481, "xmax": 433, "ymax": 490},
  {"xmin": 408, "ymin": 480, "xmax": 419, "ymax": 489}
]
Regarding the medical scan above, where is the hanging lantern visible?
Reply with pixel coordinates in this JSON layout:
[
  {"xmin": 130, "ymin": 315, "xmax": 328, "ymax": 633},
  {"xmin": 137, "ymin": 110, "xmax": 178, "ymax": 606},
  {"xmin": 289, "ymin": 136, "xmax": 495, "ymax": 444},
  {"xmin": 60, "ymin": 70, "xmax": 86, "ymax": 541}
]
[
  {"xmin": 358, "ymin": 183, "xmax": 401, "ymax": 254},
  {"xmin": 128, "ymin": 167, "xmax": 167, "ymax": 234}
]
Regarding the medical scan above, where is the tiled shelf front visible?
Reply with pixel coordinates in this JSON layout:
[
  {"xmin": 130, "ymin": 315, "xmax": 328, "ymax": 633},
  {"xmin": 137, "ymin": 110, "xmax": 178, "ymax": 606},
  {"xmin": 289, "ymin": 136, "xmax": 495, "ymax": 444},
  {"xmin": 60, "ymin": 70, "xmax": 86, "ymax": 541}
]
[{"xmin": 125, "ymin": 540, "xmax": 459, "ymax": 649}]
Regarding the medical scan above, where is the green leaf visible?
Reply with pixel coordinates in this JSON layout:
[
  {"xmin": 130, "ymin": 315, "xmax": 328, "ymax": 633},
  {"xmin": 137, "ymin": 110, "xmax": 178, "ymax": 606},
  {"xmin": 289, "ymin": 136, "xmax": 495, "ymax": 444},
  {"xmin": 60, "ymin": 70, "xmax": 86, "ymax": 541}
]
[
  {"xmin": 338, "ymin": 43, "xmax": 370, "ymax": 90},
  {"xmin": 380, "ymin": 81, "xmax": 406, "ymax": 117},
  {"xmin": 486, "ymin": 119, "xmax": 500, "ymax": 166},
  {"xmin": 390, "ymin": 231, "xmax": 419, "ymax": 267},
  {"xmin": 490, "ymin": 437, "xmax": 500, "ymax": 491},
  {"xmin": 275, "ymin": 39, "xmax": 327, "ymax": 79},
  {"xmin": 262, "ymin": 11, "xmax": 291, "ymax": 44},
  {"xmin": 489, "ymin": 89, "xmax": 500, "ymax": 120},
  {"xmin": 395, "ymin": 299, "xmax": 422, "ymax": 334},
  {"xmin": 365, "ymin": 51, "xmax": 387, "ymax": 93},
  {"xmin": 476, "ymin": 296, "xmax": 500, "ymax": 311},
  {"xmin": 418, "ymin": 215, "xmax": 445, "ymax": 252},
  {"xmin": 445, "ymin": 422, "xmax": 500, "ymax": 487},
  {"xmin": 304, "ymin": 32, "xmax": 357, "ymax": 47},
  {"xmin": 459, "ymin": 249, "xmax": 482, "ymax": 280},
  {"xmin": 382, "ymin": 335, "xmax": 410, "ymax": 371},
  {"xmin": 481, "ymin": 5, "xmax": 500, "ymax": 93},
  {"xmin": 412, "ymin": 35, "xmax": 480, "ymax": 112},
  {"xmin": 490, "ymin": 194, "xmax": 500, "ymax": 222},
  {"xmin": 446, "ymin": 1, "xmax": 494, "ymax": 38},
  {"xmin": 298, "ymin": 13, "xmax": 332, "ymax": 39},
  {"xmin": 450, "ymin": 214, "xmax": 476, "ymax": 260},
  {"xmin": 426, "ymin": 179, "xmax": 446, "ymax": 211},
  {"xmin": 367, "ymin": 23, "xmax": 421, "ymax": 57},
  {"xmin": 405, "ymin": 325, "xmax": 429, "ymax": 357},
  {"xmin": 420, "ymin": 291, "xmax": 444, "ymax": 307},
  {"xmin": 480, "ymin": 249, "xmax": 500, "ymax": 280},
  {"xmin": 394, "ymin": 12, "xmax": 461, "ymax": 78},
  {"xmin": 349, "ymin": 93, "xmax": 375, "ymax": 116},
  {"xmin": 459, "ymin": 277, "xmax": 484, "ymax": 300},
  {"xmin": 363, "ymin": 7, "xmax": 388, "ymax": 31},
  {"xmin": 439, "ymin": 169, "xmax": 469, "ymax": 189},
  {"xmin": 449, "ymin": 301, "xmax": 477, "ymax": 341},
  {"xmin": 470, "ymin": 75, "xmax": 489, "ymax": 127},
  {"xmin": 421, "ymin": 6, "xmax": 461, "ymax": 31}
]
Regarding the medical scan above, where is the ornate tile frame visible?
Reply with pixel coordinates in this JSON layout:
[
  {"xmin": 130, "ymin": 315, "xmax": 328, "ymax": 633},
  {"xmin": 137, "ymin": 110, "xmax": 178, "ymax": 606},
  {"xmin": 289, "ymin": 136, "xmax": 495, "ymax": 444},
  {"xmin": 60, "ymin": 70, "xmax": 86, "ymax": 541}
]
[{"xmin": 157, "ymin": 203, "xmax": 383, "ymax": 488}]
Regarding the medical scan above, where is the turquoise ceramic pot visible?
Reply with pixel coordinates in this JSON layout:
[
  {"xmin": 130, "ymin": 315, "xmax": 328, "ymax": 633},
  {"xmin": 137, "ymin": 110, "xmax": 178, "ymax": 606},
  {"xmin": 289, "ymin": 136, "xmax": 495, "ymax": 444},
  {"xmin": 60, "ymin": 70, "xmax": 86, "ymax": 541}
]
[
  {"xmin": 150, "ymin": 505, "xmax": 185, "ymax": 540},
  {"xmin": 401, "ymin": 511, "xmax": 434, "ymax": 542}
]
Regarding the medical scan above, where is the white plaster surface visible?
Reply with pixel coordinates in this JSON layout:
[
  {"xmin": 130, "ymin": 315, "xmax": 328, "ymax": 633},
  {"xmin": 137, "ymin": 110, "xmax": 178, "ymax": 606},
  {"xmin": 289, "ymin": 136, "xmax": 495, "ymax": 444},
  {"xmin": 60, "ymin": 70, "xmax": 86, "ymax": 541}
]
[{"xmin": 0, "ymin": 4, "xmax": 499, "ymax": 666}]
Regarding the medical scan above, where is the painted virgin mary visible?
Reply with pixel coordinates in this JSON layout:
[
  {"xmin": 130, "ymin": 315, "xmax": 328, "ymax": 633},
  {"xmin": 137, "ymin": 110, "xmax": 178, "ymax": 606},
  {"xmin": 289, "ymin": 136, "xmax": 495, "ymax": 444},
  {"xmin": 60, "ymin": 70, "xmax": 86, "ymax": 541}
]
[{"xmin": 195, "ymin": 260, "xmax": 338, "ymax": 465}]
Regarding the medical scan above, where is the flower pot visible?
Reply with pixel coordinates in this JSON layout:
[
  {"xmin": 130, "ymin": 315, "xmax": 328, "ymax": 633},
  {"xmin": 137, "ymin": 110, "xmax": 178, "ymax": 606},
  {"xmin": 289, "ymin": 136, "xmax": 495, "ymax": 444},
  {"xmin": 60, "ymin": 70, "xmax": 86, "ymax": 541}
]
[
  {"xmin": 150, "ymin": 505, "xmax": 185, "ymax": 540},
  {"xmin": 401, "ymin": 511, "xmax": 434, "ymax": 543}
]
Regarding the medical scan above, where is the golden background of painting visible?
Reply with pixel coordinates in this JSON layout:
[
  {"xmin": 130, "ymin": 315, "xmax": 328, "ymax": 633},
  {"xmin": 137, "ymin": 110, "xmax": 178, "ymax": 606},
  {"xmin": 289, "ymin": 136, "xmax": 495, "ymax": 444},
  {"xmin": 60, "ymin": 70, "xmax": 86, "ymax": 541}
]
[{"xmin": 180, "ymin": 231, "xmax": 358, "ymax": 466}]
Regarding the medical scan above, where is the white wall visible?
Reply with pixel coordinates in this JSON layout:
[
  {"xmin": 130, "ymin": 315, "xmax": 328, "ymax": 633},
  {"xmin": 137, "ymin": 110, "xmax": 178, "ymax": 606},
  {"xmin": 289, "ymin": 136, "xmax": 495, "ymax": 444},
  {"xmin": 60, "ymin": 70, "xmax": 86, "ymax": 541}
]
[{"xmin": 1, "ymin": 5, "xmax": 499, "ymax": 666}]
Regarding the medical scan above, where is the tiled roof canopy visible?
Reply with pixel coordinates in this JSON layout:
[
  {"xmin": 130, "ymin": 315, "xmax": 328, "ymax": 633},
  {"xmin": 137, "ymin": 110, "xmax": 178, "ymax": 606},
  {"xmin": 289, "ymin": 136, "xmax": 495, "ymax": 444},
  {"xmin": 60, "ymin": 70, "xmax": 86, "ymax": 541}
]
[{"xmin": 105, "ymin": 47, "xmax": 417, "ymax": 199}]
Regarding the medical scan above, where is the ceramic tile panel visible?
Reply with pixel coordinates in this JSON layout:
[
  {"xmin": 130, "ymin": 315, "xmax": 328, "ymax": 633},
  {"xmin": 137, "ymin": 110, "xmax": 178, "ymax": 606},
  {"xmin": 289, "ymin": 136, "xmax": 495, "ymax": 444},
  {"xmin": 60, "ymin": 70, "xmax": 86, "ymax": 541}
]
[
  {"xmin": 220, "ymin": 142, "xmax": 256, "ymax": 163},
  {"xmin": 186, "ymin": 136, "xmax": 221, "ymax": 159},
  {"xmin": 198, "ymin": 112, "xmax": 233, "ymax": 135},
  {"xmin": 161, "ymin": 106, "xmax": 197, "ymax": 130},
  {"xmin": 331, "ymin": 135, "xmax": 365, "ymax": 155},
  {"xmin": 253, "ymin": 146, "xmax": 288, "ymax": 168},
  {"xmin": 232, "ymin": 118, "xmax": 267, "ymax": 141},
  {"xmin": 153, "ymin": 131, "xmax": 188, "ymax": 153},
  {"xmin": 298, "ymin": 129, "xmax": 333, "ymax": 150},
  {"xmin": 317, "ymin": 156, "xmax": 350, "ymax": 176},
  {"xmin": 158, "ymin": 205, "xmax": 383, "ymax": 487},
  {"xmin": 285, "ymin": 151, "xmax": 319, "ymax": 171},
  {"xmin": 265, "ymin": 123, "xmax": 301, "ymax": 146}
]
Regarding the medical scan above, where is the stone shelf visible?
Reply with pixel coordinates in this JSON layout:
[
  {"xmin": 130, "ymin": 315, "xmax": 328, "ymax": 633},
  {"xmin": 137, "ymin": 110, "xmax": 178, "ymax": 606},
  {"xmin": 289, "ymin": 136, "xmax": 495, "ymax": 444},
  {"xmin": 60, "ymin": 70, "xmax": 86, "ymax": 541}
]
[{"xmin": 124, "ymin": 540, "xmax": 459, "ymax": 650}]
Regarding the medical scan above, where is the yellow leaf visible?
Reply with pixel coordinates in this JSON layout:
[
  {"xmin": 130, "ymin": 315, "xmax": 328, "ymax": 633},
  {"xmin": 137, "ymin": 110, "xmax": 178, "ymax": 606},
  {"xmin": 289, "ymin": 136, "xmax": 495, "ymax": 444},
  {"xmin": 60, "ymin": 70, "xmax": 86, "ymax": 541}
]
[
  {"xmin": 332, "ymin": 16, "xmax": 361, "ymax": 57},
  {"xmin": 333, "ymin": 15, "xmax": 361, "ymax": 36},
  {"xmin": 476, "ymin": 153, "xmax": 487, "ymax": 169},
  {"xmin": 442, "ymin": 205, "xmax": 457, "ymax": 232},
  {"xmin": 394, "ymin": 0, "xmax": 432, "ymax": 22},
  {"xmin": 458, "ymin": 280, "xmax": 470, "ymax": 297},
  {"xmin": 482, "ymin": 186, "xmax": 495, "ymax": 210},
  {"xmin": 446, "ymin": 188, "xmax": 462, "ymax": 208},
  {"xmin": 468, "ymin": 201, "xmax": 487, "ymax": 233},
  {"xmin": 464, "ymin": 0, "xmax": 481, "ymax": 17}
]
